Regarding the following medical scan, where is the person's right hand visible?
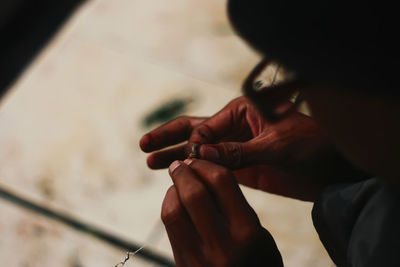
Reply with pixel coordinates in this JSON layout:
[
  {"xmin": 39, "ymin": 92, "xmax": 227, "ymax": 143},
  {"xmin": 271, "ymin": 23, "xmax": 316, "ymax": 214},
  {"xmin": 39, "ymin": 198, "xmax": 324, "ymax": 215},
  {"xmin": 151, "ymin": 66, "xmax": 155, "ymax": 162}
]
[{"xmin": 140, "ymin": 96, "xmax": 366, "ymax": 201}]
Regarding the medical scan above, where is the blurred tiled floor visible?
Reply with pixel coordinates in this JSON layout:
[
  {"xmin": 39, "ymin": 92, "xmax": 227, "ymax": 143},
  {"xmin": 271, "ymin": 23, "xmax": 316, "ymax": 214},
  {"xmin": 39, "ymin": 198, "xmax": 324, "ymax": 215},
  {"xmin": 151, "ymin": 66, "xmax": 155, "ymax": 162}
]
[{"xmin": 0, "ymin": 0, "xmax": 333, "ymax": 266}]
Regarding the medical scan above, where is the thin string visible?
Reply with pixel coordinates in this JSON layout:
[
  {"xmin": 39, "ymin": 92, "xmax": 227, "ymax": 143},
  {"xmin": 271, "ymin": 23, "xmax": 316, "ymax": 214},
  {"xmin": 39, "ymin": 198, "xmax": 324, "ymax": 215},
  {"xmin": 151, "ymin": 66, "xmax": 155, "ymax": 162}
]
[
  {"xmin": 114, "ymin": 246, "xmax": 145, "ymax": 267},
  {"xmin": 114, "ymin": 220, "xmax": 165, "ymax": 266}
]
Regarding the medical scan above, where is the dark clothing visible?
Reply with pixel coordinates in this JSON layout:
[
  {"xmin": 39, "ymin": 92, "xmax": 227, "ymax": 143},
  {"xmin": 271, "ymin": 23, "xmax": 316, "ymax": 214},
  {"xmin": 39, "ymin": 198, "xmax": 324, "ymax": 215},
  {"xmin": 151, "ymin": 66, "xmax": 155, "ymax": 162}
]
[{"xmin": 313, "ymin": 178, "xmax": 400, "ymax": 267}]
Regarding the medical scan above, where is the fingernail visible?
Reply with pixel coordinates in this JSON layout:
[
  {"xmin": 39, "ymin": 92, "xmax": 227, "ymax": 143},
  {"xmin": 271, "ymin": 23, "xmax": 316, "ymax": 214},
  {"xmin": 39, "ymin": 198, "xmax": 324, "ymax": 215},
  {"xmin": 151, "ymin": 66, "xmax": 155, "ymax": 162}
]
[
  {"xmin": 169, "ymin": 160, "xmax": 181, "ymax": 174},
  {"xmin": 200, "ymin": 146, "xmax": 220, "ymax": 161},
  {"xmin": 184, "ymin": 159, "xmax": 193, "ymax": 165}
]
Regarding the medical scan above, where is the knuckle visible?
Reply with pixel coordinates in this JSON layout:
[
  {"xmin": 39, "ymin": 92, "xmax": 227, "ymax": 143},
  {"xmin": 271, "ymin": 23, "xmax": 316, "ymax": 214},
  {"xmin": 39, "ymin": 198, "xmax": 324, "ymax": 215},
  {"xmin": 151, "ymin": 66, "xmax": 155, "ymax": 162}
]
[
  {"xmin": 194, "ymin": 123, "xmax": 214, "ymax": 142},
  {"xmin": 268, "ymin": 128, "xmax": 285, "ymax": 142},
  {"xmin": 232, "ymin": 224, "xmax": 259, "ymax": 244},
  {"xmin": 176, "ymin": 115, "xmax": 192, "ymax": 129},
  {"xmin": 222, "ymin": 143, "xmax": 243, "ymax": 169},
  {"xmin": 180, "ymin": 185, "xmax": 207, "ymax": 208},
  {"xmin": 161, "ymin": 187, "xmax": 184, "ymax": 226},
  {"xmin": 161, "ymin": 201, "xmax": 184, "ymax": 226},
  {"xmin": 209, "ymin": 168, "xmax": 233, "ymax": 189},
  {"xmin": 175, "ymin": 115, "xmax": 189, "ymax": 122},
  {"xmin": 227, "ymin": 97, "xmax": 248, "ymax": 118},
  {"xmin": 173, "ymin": 115, "xmax": 191, "ymax": 127},
  {"xmin": 229, "ymin": 96, "xmax": 246, "ymax": 106}
]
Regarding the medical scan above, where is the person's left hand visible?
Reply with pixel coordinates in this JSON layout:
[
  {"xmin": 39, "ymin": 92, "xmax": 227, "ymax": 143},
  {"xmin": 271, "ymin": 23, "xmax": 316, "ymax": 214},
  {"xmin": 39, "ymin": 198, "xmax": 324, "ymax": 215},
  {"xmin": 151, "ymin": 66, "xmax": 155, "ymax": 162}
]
[{"xmin": 162, "ymin": 159, "xmax": 283, "ymax": 267}]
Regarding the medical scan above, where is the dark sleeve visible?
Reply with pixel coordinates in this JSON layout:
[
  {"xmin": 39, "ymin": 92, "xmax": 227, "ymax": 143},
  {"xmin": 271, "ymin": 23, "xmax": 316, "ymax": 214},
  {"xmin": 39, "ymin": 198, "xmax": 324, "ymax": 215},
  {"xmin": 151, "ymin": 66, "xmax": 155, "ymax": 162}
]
[{"xmin": 312, "ymin": 178, "xmax": 400, "ymax": 267}]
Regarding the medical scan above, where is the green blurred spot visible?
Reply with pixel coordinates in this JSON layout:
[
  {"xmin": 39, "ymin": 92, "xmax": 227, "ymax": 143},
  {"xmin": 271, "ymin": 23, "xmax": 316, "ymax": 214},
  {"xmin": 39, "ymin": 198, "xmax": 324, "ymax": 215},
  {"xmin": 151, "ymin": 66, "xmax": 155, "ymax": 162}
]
[{"xmin": 142, "ymin": 98, "xmax": 193, "ymax": 128}]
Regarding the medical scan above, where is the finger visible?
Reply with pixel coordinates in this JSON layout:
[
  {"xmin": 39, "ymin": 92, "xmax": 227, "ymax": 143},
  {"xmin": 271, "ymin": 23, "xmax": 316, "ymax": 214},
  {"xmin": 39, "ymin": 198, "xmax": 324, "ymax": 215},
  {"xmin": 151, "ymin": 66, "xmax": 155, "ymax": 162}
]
[
  {"xmin": 161, "ymin": 186, "xmax": 202, "ymax": 267},
  {"xmin": 188, "ymin": 98, "xmax": 250, "ymax": 144},
  {"xmin": 165, "ymin": 228, "xmax": 187, "ymax": 267},
  {"xmin": 184, "ymin": 159, "xmax": 259, "ymax": 228},
  {"xmin": 140, "ymin": 116, "xmax": 206, "ymax": 152},
  {"xmin": 168, "ymin": 161, "xmax": 228, "ymax": 249},
  {"xmin": 199, "ymin": 138, "xmax": 274, "ymax": 170},
  {"xmin": 166, "ymin": 228, "xmax": 203, "ymax": 267},
  {"xmin": 147, "ymin": 144, "xmax": 186, "ymax": 169}
]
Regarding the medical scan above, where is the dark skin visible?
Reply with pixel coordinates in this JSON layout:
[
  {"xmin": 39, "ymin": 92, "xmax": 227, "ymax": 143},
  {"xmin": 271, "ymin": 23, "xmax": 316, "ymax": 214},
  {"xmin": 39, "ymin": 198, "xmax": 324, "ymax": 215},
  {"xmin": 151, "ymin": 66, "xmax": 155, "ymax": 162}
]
[
  {"xmin": 141, "ymin": 96, "xmax": 365, "ymax": 201},
  {"xmin": 140, "ymin": 95, "xmax": 371, "ymax": 266},
  {"xmin": 142, "ymin": 0, "xmax": 400, "ymax": 261},
  {"xmin": 302, "ymin": 85, "xmax": 400, "ymax": 185},
  {"xmin": 163, "ymin": 159, "xmax": 283, "ymax": 266}
]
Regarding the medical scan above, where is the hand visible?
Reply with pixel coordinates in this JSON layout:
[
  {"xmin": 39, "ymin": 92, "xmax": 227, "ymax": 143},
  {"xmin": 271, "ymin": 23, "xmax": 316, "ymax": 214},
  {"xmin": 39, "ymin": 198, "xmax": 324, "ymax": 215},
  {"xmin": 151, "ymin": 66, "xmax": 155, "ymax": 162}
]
[
  {"xmin": 141, "ymin": 96, "xmax": 365, "ymax": 201},
  {"xmin": 162, "ymin": 159, "xmax": 283, "ymax": 267}
]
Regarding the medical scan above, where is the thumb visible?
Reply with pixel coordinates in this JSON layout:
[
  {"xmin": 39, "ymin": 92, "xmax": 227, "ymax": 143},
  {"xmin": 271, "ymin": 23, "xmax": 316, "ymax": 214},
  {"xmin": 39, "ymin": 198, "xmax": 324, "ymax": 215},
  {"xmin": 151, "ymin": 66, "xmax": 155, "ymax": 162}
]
[{"xmin": 199, "ymin": 141, "xmax": 262, "ymax": 169}]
